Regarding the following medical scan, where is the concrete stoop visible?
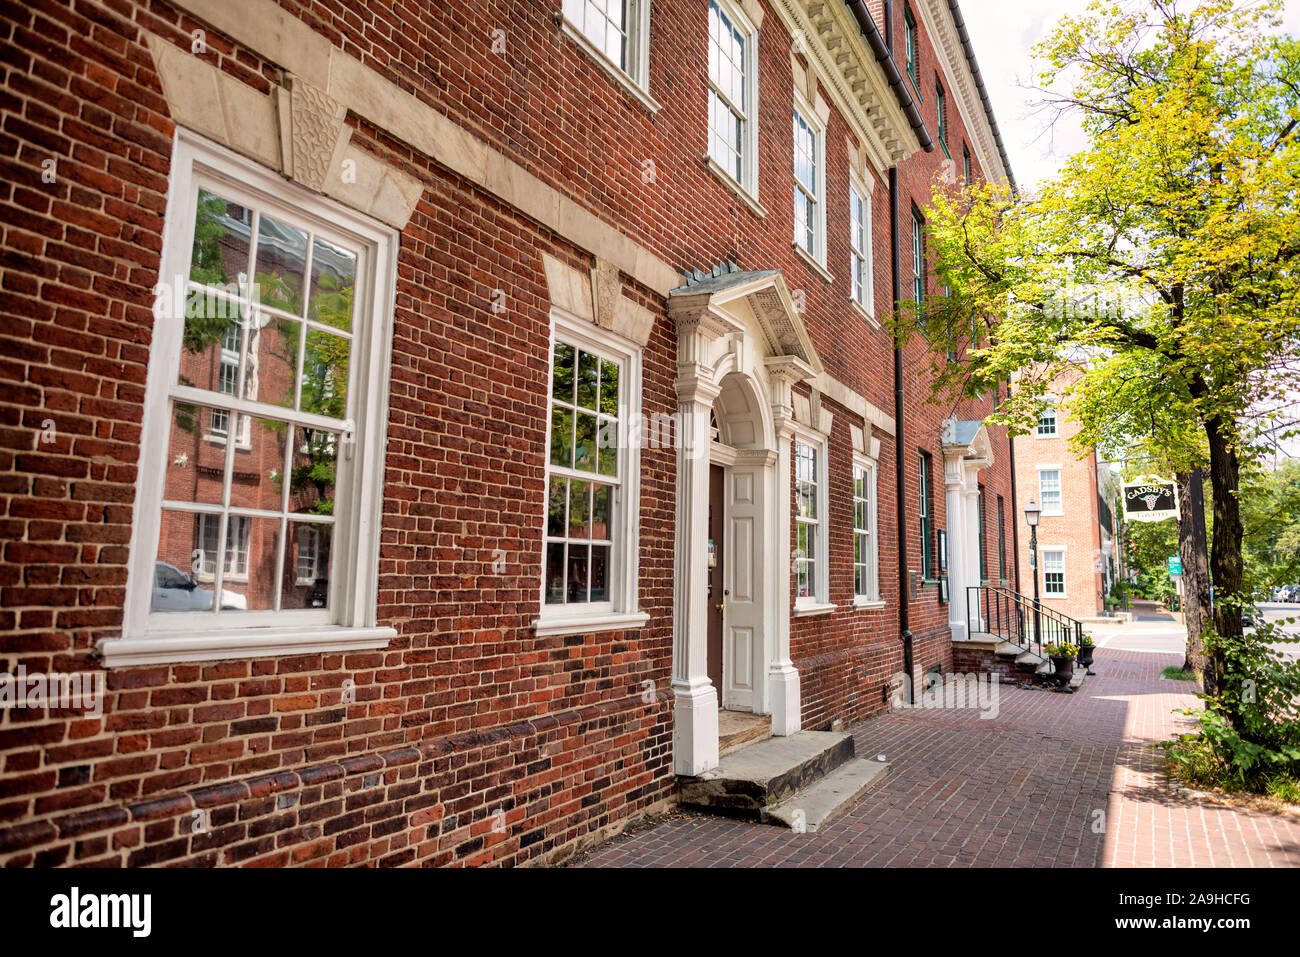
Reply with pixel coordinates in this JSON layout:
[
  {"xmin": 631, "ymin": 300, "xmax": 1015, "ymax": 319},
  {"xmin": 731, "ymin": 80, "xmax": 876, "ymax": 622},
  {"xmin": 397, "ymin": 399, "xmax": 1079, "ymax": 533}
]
[{"xmin": 678, "ymin": 730, "xmax": 888, "ymax": 830}]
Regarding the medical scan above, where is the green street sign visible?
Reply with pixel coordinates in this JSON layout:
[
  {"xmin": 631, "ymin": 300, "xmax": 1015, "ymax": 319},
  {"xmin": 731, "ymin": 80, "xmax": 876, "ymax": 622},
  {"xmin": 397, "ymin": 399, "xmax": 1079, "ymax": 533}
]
[{"xmin": 1168, "ymin": 556, "xmax": 1182, "ymax": 576}]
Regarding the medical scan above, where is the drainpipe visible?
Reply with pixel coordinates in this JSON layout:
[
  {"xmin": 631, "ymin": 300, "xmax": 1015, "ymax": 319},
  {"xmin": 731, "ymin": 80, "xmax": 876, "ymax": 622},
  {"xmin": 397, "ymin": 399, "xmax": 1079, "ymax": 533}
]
[{"xmin": 890, "ymin": 166, "xmax": 914, "ymax": 699}]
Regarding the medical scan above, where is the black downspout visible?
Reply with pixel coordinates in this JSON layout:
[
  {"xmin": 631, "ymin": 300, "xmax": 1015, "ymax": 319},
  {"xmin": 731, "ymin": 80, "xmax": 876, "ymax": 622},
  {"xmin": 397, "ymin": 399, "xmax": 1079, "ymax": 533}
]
[
  {"xmin": 883, "ymin": 0, "xmax": 894, "ymax": 53},
  {"xmin": 1006, "ymin": 382, "xmax": 1021, "ymax": 592},
  {"xmin": 890, "ymin": 166, "xmax": 914, "ymax": 699}
]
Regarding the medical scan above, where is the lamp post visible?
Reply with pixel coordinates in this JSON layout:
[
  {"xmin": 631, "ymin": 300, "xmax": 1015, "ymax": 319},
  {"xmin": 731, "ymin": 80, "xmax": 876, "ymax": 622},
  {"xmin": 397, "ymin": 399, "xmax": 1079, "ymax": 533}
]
[{"xmin": 1024, "ymin": 498, "xmax": 1041, "ymax": 650}]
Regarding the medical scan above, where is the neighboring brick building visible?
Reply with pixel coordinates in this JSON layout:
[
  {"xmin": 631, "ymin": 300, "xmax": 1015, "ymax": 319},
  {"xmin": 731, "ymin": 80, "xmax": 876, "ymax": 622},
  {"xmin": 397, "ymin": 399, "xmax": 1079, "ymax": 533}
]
[
  {"xmin": 0, "ymin": 0, "xmax": 1015, "ymax": 866},
  {"xmin": 1013, "ymin": 369, "xmax": 1119, "ymax": 622}
]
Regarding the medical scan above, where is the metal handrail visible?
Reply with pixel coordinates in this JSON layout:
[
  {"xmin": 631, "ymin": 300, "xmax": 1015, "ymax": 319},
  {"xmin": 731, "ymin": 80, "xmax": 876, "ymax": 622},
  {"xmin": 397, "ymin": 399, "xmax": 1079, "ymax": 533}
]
[{"xmin": 966, "ymin": 584, "xmax": 1085, "ymax": 660}]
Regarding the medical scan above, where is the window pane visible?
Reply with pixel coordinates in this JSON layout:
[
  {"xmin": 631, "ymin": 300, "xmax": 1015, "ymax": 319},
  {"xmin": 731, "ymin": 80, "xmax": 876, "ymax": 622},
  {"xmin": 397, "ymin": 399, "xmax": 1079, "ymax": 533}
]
[
  {"xmin": 599, "ymin": 359, "xmax": 619, "ymax": 415},
  {"xmin": 593, "ymin": 484, "xmax": 613, "ymax": 538},
  {"xmin": 306, "ymin": 238, "xmax": 356, "ymax": 331},
  {"xmin": 254, "ymin": 214, "xmax": 309, "ymax": 316},
  {"xmin": 189, "ymin": 189, "xmax": 250, "ymax": 289},
  {"xmin": 284, "ymin": 521, "xmax": 331, "ymax": 610},
  {"xmin": 550, "ymin": 406, "xmax": 573, "ymax": 467},
  {"xmin": 553, "ymin": 343, "xmax": 575, "ymax": 402},
  {"xmin": 164, "ymin": 402, "xmax": 225, "ymax": 505},
  {"xmin": 568, "ymin": 479, "xmax": 591, "ymax": 538},
  {"xmin": 214, "ymin": 516, "xmax": 277, "ymax": 612},
  {"xmin": 153, "ymin": 510, "xmax": 205, "ymax": 612},
  {"xmin": 289, "ymin": 425, "xmax": 338, "ymax": 515},
  {"xmin": 250, "ymin": 313, "xmax": 299, "ymax": 410},
  {"xmin": 577, "ymin": 350, "xmax": 599, "ymax": 410},
  {"xmin": 301, "ymin": 327, "xmax": 350, "ymax": 418},
  {"xmin": 567, "ymin": 545, "xmax": 590, "ymax": 602},
  {"xmin": 548, "ymin": 477, "xmax": 568, "ymax": 537},
  {"xmin": 545, "ymin": 542, "xmax": 566, "ymax": 604},
  {"xmin": 598, "ymin": 419, "xmax": 618, "ymax": 476},
  {"xmin": 591, "ymin": 544, "xmax": 610, "ymax": 601},
  {"xmin": 575, "ymin": 413, "xmax": 598, "ymax": 472}
]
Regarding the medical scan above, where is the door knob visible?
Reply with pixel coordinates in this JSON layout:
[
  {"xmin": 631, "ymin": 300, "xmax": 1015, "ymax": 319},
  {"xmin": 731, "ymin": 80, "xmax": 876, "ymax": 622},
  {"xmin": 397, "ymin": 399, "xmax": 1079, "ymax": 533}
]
[{"xmin": 715, "ymin": 603, "xmax": 725, "ymax": 612}]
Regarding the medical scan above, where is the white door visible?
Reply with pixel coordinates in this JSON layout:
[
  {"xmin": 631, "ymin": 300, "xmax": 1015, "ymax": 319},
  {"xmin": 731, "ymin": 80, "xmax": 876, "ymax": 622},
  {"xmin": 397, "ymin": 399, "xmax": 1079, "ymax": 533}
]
[{"xmin": 723, "ymin": 467, "xmax": 761, "ymax": 710}]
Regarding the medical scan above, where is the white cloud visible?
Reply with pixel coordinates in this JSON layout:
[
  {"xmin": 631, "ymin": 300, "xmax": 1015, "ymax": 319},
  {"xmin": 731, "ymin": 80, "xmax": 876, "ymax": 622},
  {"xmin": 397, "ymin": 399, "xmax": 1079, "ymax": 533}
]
[{"xmin": 960, "ymin": 0, "xmax": 1300, "ymax": 192}]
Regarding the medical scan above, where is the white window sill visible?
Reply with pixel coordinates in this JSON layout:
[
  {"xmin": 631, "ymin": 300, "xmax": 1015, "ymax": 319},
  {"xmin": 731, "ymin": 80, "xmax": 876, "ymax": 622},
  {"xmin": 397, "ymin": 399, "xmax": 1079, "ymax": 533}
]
[
  {"xmin": 793, "ymin": 601, "xmax": 836, "ymax": 618},
  {"xmin": 560, "ymin": 20, "xmax": 661, "ymax": 114},
  {"xmin": 792, "ymin": 243, "xmax": 833, "ymax": 283},
  {"xmin": 533, "ymin": 611, "xmax": 650, "ymax": 637},
  {"xmin": 95, "ymin": 625, "xmax": 397, "ymax": 668},
  {"xmin": 850, "ymin": 297, "xmax": 879, "ymax": 329},
  {"xmin": 853, "ymin": 597, "xmax": 886, "ymax": 610},
  {"xmin": 703, "ymin": 156, "xmax": 767, "ymax": 218}
]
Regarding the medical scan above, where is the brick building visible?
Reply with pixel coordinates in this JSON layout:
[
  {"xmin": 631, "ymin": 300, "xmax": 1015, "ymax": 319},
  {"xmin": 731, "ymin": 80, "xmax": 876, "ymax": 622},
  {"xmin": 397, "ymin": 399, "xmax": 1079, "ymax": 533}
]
[
  {"xmin": 1013, "ymin": 368, "xmax": 1120, "ymax": 622},
  {"xmin": 0, "ymin": 0, "xmax": 1016, "ymax": 866}
]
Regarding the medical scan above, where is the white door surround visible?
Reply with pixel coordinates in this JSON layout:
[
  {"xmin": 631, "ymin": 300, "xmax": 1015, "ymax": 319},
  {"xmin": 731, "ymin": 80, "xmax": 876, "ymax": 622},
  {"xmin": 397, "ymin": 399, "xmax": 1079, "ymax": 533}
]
[
  {"xmin": 668, "ymin": 270, "xmax": 823, "ymax": 776},
  {"xmin": 942, "ymin": 418, "xmax": 995, "ymax": 642}
]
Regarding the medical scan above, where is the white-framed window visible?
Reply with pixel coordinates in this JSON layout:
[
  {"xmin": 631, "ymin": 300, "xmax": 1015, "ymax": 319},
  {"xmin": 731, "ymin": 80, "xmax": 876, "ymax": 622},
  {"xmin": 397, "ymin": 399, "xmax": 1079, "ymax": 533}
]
[
  {"xmin": 853, "ymin": 456, "xmax": 880, "ymax": 604},
  {"xmin": 296, "ymin": 523, "xmax": 326, "ymax": 583},
  {"xmin": 561, "ymin": 0, "xmax": 654, "ymax": 107},
  {"xmin": 197, "ymin": 513, "xmax": 249, "ymax": 580},
  {"xmin": 1037, "ymin": 406, "xmax": 1058, "ymax": 436},
  {"xmin": 793, "ymin": 435, "xmax": 829, "ymax": 608},
  {"xmin": 904, "ymin": 3, "xmax": 921, "ymax": 99},
  {"xmin": 706, "ymin": 0, "xmax": 759, "ymax": 199},
  {"xmin": 538, "ymin": 311, "xmax": 646, "ymax": 636},
  {"xmin": 849, "ymin": 177, "xmax": 873, "ymax": 314},
  {"xmin": 792, "ymin": 94, "xmax": 827, "ymax": 266},
  {"xmin": 207, "ymin": 321, "xmax": 251, "ymax": 446},
  {"xmin": 936, "ymin": 78, "xmax": 950, "ymax": 159},
  {"xmin": 105, "ymin": 130, "xmax": 398, "ymax": 667},
  {"xmin": 1039, "ymin": 468, "xmax": 1063, "ymax": 515},
  {"xmin": 1043, "ymin": 549, "xmax": 1066, "ymax": 596}
]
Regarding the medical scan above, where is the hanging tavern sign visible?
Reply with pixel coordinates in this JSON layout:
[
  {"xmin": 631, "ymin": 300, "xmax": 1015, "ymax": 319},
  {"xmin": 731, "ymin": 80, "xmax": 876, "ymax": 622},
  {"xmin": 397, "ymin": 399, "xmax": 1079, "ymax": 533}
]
[{"xmin": 1122, "ymin": 475, "xmax": 1180, "ymax": 523}]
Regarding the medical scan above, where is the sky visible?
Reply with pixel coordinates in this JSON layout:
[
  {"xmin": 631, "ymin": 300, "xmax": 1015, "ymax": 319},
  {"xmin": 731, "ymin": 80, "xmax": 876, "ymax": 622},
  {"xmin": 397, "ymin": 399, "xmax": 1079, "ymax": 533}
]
[{"xmin": 960, "ymin": 0, "xmax": 1300, "ymax": 191}]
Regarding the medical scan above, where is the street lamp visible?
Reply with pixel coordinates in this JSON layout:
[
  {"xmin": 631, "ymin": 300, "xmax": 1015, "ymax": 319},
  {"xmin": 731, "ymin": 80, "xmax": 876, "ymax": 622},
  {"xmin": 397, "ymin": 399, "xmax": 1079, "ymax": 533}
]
[{"xmin": 1024, "ymin": 498, "xmax": 1041, "ymax": 650}]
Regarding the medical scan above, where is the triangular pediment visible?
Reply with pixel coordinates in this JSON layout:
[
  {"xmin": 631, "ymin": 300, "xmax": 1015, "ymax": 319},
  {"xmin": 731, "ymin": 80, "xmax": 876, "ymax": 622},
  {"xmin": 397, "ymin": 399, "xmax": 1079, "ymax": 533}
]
[{"xmin": 669, "ymin": 269, "xmax": 824, "ymax": 377}]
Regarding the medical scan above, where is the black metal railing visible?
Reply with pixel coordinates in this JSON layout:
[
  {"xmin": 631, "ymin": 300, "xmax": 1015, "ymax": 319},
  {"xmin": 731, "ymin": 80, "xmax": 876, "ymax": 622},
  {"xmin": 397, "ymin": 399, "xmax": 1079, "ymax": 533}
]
[{"xmin": 966, "ymin": 584, "xmax": 1085, "ymax": 660}]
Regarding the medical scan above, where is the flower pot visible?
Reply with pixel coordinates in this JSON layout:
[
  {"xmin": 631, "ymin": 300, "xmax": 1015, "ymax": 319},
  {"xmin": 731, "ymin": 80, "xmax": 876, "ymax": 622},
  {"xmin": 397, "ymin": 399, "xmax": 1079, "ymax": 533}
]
[
  {"xmin": 1050, "ymin": 655, "xmax": 1075, "ymax": 686},
  {"xmin": 1077, "ymin": 644, "xmax": 1095, "ymax": 674}
]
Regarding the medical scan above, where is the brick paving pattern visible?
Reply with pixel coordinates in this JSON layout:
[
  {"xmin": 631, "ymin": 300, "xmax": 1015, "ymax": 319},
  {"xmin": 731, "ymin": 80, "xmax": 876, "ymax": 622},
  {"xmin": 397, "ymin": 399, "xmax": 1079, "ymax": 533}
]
[{"xmin": 577, "ymin": 648, "xmax": 1300, "ymax": 867}]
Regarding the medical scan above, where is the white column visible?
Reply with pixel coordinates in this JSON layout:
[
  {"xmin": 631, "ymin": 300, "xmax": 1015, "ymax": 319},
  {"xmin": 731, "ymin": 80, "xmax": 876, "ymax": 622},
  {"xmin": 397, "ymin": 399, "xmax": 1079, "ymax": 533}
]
[
  {"xmin": 765, "ymin": 357, "xmax": 811, "ymax": 736},
  {"xmin": 964, "ymin": 463, "xmax": 985, "ymax": 632},
  {"xmin": 671, "ymin": 377, "xmax": 721, "ymax": 775},
  {"xmin": 944, "ymin": 453, "xmax": 968, "ymax": 641}
]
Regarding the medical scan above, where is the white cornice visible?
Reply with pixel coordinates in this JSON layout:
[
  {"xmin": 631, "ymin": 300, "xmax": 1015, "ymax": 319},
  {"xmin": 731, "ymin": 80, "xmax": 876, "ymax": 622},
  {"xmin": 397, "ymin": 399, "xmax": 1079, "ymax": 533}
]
[
  {"xmin": 772, "ymin": 0, "xmax": 921, "ymax": 175},
  {"xmin": 915, "ymin": 0, "xmax": 1011, "ymax": 187}
]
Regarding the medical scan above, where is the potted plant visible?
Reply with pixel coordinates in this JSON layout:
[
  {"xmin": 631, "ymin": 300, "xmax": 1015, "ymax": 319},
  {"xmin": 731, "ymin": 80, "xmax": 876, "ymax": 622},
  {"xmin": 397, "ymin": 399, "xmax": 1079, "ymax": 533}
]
[
  {"xmin": 1044, "ymin": 641, "xmax": 1077, "ymax": 686},
  {"xmin": 1077, "ymin": 633, "xmax": 1096, "ymax": 674}
]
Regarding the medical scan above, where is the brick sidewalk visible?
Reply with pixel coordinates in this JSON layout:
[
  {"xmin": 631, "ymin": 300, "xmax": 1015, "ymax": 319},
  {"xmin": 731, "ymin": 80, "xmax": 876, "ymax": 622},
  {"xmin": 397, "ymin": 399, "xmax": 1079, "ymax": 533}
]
[{"xmin": 575, "ymin": 649, "xmax": 1300, "ymax": 867}]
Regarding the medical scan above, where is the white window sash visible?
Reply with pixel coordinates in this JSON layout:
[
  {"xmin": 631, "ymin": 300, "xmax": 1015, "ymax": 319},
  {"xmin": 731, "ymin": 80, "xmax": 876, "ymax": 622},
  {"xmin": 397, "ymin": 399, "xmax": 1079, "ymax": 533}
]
[
  {"xmin": 538, "ymin": 310, "xmax": 643, "ymax": 628},
  {"xmin": 109, "ymin": 130, "xmax": 398, "ymax": 664}
]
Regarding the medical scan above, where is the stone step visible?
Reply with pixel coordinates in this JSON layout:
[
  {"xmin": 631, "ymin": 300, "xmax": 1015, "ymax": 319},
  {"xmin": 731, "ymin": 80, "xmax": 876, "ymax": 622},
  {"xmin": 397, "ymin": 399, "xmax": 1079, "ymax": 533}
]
[
  {"xmin": 678, "ymin": 730, "xmax": 855, "ymax": 819},
  {"xmin": 718, "ymin": 709, "xmax": 772, "ymax": 758},
  {"xmin": 763, "ymin": 757, "xmax": 889, "ymax": 831}
]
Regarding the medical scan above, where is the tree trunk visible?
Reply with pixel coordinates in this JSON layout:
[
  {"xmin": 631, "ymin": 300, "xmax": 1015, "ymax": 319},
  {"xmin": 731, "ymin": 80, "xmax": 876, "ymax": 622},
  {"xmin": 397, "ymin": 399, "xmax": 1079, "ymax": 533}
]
[
  {"xmin": 1177, "ymin": 468, "xmax": 1214, "ymax": 688},
  {"xmin": 1205, "ymin": 415, "xmax": 1245, "ymax": 726}
]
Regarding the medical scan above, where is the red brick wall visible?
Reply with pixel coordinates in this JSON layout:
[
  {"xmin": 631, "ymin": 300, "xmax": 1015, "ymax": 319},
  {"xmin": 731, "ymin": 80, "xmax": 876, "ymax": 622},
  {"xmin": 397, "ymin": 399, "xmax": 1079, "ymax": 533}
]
[{"xmin": 0, "ymin": 0, "xmax": 1017, "ymax": 866}]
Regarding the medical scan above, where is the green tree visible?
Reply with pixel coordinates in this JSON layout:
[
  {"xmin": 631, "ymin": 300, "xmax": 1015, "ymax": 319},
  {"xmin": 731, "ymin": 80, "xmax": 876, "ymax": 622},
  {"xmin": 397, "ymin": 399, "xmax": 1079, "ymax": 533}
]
[{"xmin": 902, "ymin": 0, "xmax": 1300, "ymax": 736}]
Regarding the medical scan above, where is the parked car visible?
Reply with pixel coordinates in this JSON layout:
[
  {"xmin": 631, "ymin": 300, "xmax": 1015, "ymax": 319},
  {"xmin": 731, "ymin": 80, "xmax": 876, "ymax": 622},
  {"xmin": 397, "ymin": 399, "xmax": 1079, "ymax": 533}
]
[{"xmin": 151, "ymin": 561, "xmax": 248, "ymax": 612}]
